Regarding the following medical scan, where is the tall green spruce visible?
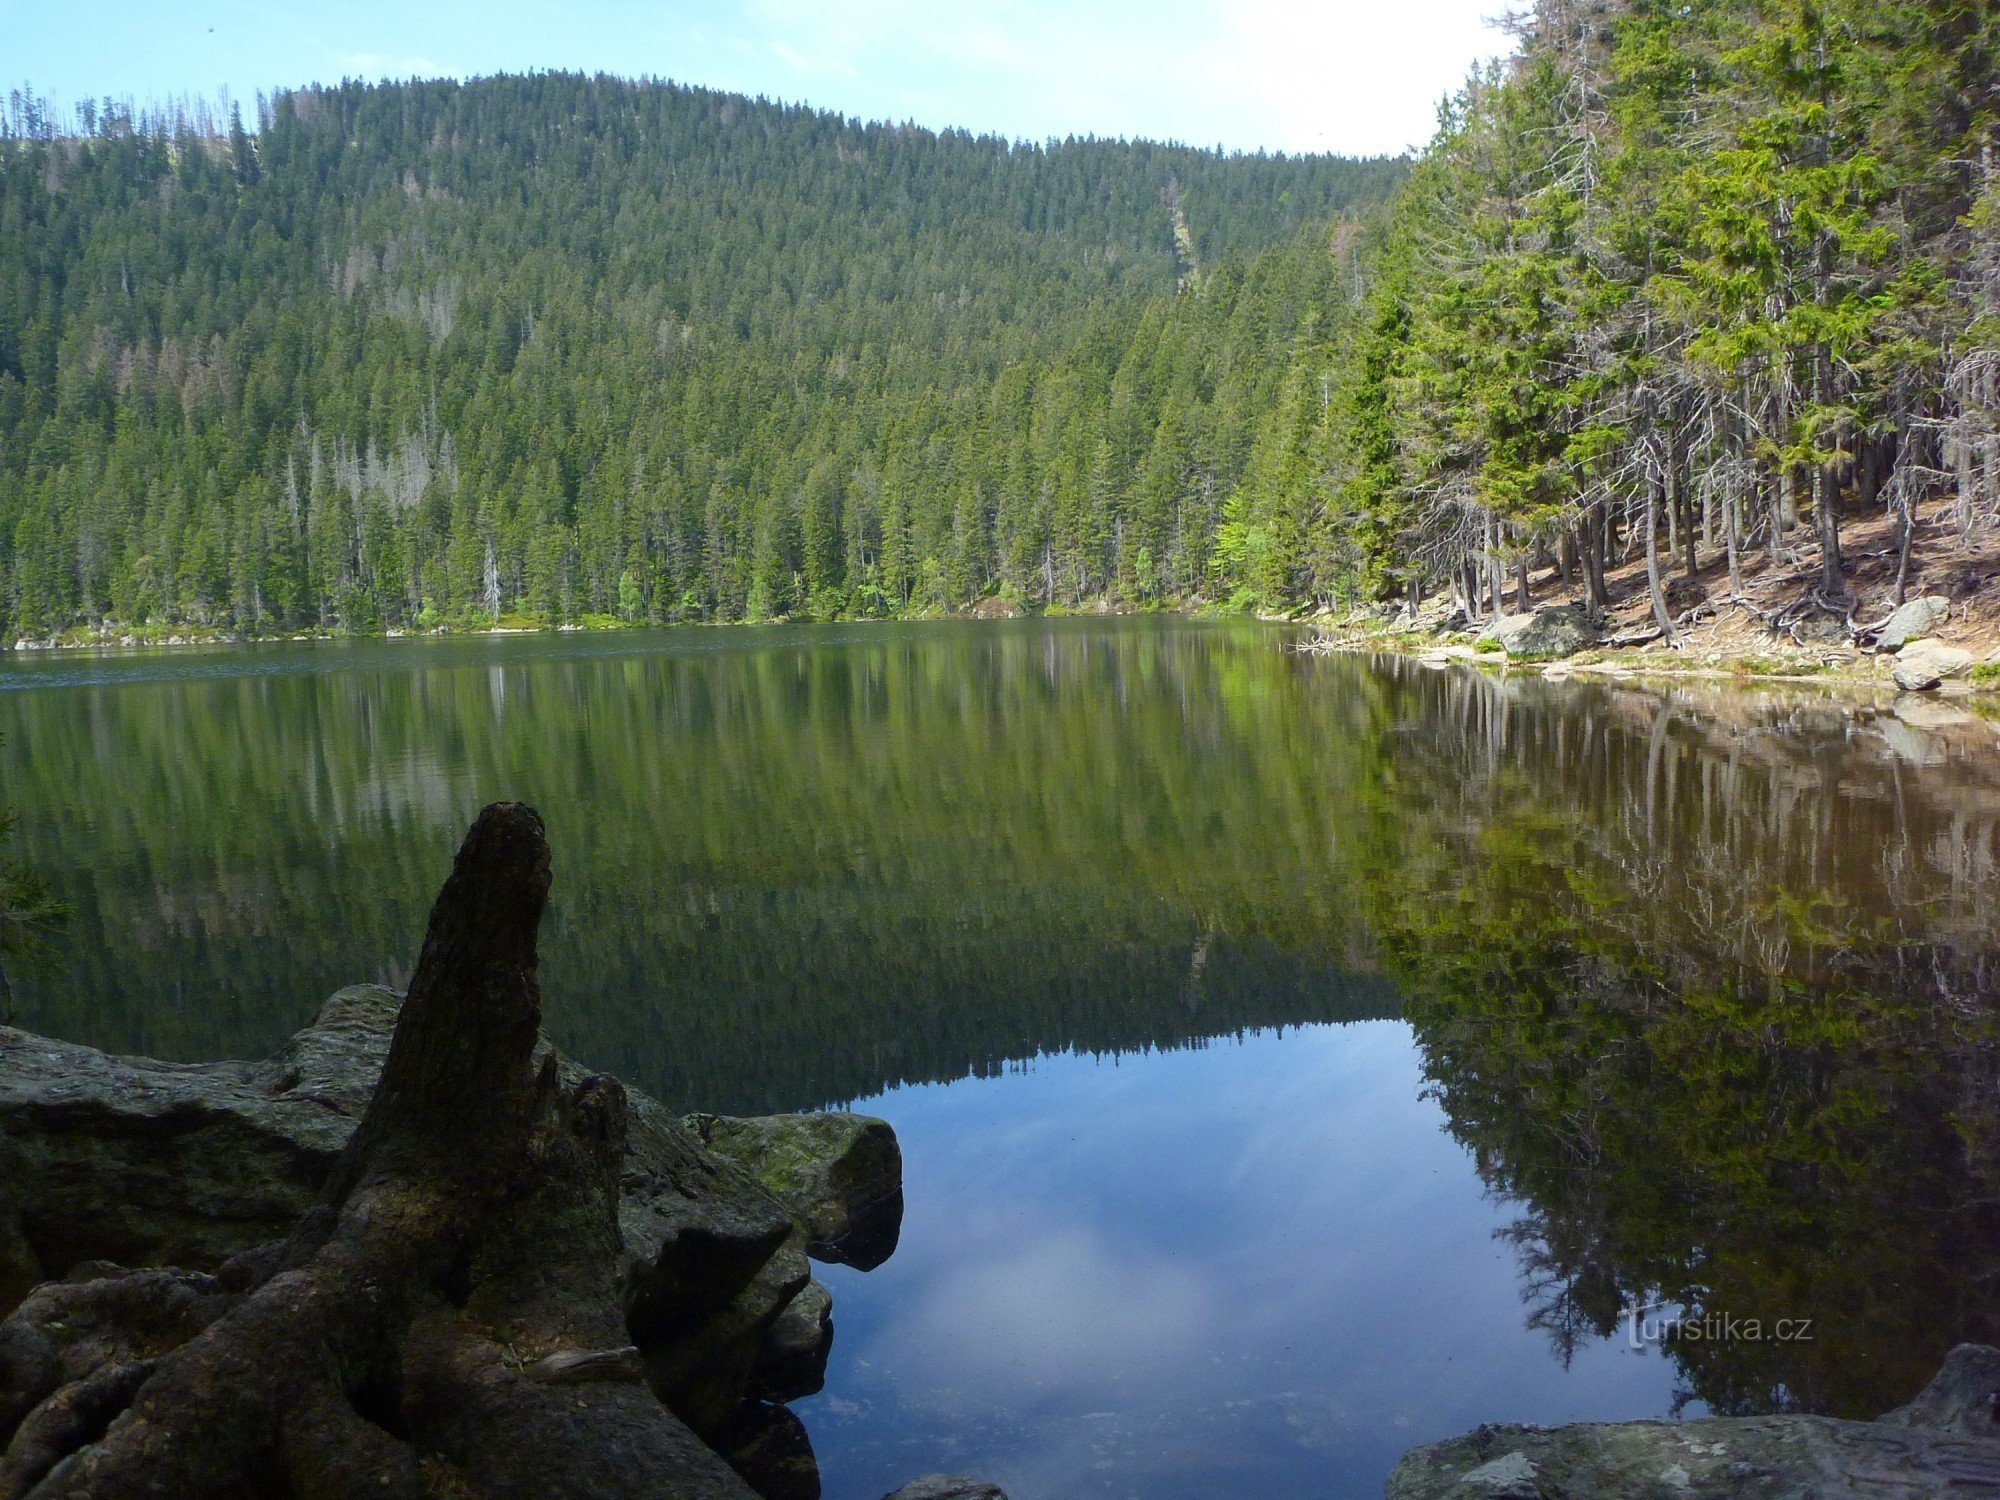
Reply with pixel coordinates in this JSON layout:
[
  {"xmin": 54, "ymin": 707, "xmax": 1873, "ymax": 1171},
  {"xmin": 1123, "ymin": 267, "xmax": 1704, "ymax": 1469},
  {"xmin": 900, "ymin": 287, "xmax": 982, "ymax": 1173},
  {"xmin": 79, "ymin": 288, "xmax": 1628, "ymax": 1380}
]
[
  {"xmin": 1288, "ymin": 0, "xmax": 1998, "ymax": 622},
  {"xmin": 0, "ymin": 75, "xmax": 1400, "ymax": 635}
]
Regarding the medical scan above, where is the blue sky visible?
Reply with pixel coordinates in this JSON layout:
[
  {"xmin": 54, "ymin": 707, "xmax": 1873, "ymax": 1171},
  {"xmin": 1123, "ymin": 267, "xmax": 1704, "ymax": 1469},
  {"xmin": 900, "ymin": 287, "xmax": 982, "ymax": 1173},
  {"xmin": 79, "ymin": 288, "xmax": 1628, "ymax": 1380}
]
[{"xmin": 8, "ymin": 0, "xmax": 1508, "ymax": 156}]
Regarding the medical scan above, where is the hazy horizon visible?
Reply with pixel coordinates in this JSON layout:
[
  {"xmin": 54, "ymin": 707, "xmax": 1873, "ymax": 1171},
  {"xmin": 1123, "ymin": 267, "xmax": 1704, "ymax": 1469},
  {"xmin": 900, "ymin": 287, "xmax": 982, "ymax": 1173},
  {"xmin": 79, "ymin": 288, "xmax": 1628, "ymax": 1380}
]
[{"xmin": 3, "ymin": 0, "xmax": 1507, "ymax": 157}]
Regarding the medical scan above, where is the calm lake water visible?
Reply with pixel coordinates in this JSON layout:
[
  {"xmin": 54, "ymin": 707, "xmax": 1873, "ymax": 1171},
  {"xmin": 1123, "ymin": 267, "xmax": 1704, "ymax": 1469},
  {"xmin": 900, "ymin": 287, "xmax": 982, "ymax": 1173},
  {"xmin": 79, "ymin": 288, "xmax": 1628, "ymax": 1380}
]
[{"xmin": 5, "ymin": 618, "xmax": 2000, "ymax": 1497}]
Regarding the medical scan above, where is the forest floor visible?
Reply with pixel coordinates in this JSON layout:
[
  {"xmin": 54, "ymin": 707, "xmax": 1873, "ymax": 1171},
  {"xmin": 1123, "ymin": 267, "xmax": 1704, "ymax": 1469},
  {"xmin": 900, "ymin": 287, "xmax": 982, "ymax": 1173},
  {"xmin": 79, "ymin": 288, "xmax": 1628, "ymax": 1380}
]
[{"xmin": 1304, "ymin": 494, "xmax": 2000, "ymax": 697}]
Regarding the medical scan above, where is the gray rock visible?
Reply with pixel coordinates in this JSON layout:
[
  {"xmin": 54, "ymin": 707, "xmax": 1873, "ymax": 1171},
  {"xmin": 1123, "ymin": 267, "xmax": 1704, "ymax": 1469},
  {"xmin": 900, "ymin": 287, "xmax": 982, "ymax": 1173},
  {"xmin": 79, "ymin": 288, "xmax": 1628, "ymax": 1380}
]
[
  {"xmin": 1477, "ymin": 604, "xmax": 1602, "ymax": 660},
  {"xmin": 1458, "ymin": 1449, "xmax": 1542, "ymax": 1496},
  {"xmin": 1880, "ymin": 1344, "xmax": 2000, "ymax": 1439},
  {"xmin": 1390, "ymin": 1415, "xmax": 2000, "ymax": 1498},
  {"xmin": 1390, "ymin": 1345, "xmax": 2000, "ymax": 1499},
  {"xmin": 0, "ymin": 1001, "xmax": 362, "ymax": 1296},
  {"xmin": 714, "ymin": 1401, "xmax": 820, "ymax": 1500},
  {"xmin": 882, "ymin": 1479, "xmax": 1009, "ymax": 1500},
  {"xmin": 750, "ymin": 1275, "xmax": 833, "ymax": 1402},
  {"xmin": 0, "ymin": 987, "xmax": 887, "ymax": 1430},
  {"xmin": 690, "ymin": 1111, "xmax": 904, "ymax": 1270},
  {"xmin": 1876, "ymin": 595, "xmax": 1950, "ymax": 650},
  {"xmin": 1893, "ymin": 639, "xmax": 1974, "ymax": 691}
]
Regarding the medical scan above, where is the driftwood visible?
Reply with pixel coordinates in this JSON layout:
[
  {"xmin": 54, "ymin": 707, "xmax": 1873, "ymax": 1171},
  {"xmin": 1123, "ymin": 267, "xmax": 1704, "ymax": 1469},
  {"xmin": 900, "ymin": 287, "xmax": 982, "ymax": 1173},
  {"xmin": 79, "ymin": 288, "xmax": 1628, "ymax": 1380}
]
[{"xmin": 0, "ymin": 804, "xmax": 756, "ymax": 1499}]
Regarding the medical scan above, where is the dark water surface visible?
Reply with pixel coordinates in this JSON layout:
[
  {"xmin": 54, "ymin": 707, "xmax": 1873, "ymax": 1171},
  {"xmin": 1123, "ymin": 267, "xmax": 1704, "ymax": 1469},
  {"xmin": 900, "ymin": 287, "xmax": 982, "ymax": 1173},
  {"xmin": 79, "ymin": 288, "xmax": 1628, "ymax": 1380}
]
[{"xmin": 5, "ymin": 618, "xmax": 2000, "ymax": 1497}]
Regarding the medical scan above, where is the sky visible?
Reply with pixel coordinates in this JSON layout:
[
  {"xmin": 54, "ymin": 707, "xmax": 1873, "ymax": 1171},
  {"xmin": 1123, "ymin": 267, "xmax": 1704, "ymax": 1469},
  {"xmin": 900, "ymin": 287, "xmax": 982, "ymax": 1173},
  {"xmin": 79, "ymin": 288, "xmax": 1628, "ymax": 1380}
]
[{"xmin": 6, "ymin": 0, "xmax": 1510, "ymax": 158}]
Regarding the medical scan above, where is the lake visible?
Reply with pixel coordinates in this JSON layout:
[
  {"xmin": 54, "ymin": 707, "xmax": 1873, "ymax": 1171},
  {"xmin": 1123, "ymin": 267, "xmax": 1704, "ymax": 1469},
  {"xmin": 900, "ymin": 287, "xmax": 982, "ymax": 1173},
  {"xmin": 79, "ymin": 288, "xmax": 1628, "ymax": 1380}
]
[{"xmin": 4, "ymin": 617, "xmax": 1999, "ymax": 1497}]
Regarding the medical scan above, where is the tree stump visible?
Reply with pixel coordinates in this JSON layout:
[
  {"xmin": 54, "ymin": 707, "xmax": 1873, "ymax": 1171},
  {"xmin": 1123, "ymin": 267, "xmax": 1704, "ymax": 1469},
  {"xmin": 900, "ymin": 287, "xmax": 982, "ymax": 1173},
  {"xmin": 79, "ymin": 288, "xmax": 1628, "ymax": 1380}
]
[{"xmin": 0, "ymin": 804, "xmax": 756, "ymax": 1499}]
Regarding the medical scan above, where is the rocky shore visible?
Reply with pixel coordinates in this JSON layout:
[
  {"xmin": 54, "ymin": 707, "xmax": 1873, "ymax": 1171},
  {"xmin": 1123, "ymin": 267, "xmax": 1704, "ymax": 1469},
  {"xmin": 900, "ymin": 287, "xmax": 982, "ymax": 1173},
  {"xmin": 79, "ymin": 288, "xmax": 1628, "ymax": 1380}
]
[
  {"xmin": 1391, "ymin": 1345, "xmax": 2000, "ymax": 1498},
  {"xmin": 1301, "ymin": 591, "xmax": 2000, "ymax": 699}
]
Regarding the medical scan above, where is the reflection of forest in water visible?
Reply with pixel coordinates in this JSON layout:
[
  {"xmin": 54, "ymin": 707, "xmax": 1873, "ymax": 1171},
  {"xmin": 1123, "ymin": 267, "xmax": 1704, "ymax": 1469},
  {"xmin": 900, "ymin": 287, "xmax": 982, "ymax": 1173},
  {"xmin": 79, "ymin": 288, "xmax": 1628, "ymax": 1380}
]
[
  {"xmin": 4, "ymin": 624, "xmax": 1999, "ymax": 1421},
  {"xmin": 1365, "ymin": 665, "xmax": 2000, "ymax": 1423}
]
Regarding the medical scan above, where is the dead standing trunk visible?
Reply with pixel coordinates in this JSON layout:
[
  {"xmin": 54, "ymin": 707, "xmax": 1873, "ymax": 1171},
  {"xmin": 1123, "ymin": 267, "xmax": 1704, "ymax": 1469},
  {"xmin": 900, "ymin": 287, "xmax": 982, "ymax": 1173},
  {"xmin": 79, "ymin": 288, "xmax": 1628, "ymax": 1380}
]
[
  {"xmin": 1645, "ymin": 471, "xmax": 1675, "ymax": 643},
  {"xmin": 0, "ymin": 804, "xmax": 755, "ymax": 1500}
]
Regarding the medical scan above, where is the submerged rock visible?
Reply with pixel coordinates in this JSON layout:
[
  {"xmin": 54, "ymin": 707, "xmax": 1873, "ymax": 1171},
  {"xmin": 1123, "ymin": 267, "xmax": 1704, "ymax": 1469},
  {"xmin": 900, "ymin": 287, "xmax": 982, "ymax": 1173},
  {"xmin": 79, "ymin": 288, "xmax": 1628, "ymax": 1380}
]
[
  {"xmin": 690, "ymin": 1110, "xmax": 905, "ymax": 1270},
  {"xmin": 1876, "ymin": 594, "xmax": 1951, "ymax": 650},
  {"xmin": 1893, "ymin": 639, "xmax": 1973, "ymax": 691},
  {"xmin": 881, "ymin": 1479, "xmax": 1009, "ymax": 1500},
  {"xmin": 1389, "ymin": 1344, "xmax": 2000, "ymax": 1498},
  {"xmin": 1478, "ymin": 604, "xmax": 1602, "ymax": 660}
]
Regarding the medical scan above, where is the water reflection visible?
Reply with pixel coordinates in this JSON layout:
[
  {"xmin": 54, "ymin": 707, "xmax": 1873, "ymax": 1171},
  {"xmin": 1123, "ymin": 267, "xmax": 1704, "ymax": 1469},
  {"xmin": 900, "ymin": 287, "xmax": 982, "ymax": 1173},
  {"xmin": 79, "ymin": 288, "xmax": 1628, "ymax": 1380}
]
[
  {"xmin": 809, "ymin": 1025, "xmax": 1682, "ymax": 1499},
  {"xmin": 4, "ymin": 624, "xmax": 2000, "ymax": 1482}
]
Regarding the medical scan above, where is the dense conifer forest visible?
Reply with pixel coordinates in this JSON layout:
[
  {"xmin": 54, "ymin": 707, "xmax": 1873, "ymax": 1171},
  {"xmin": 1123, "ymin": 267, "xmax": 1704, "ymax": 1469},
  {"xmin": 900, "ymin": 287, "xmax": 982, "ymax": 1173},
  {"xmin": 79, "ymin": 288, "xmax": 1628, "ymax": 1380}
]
[
  {"xmin": 1256, "ymin": 0, "xmax": 2000, "ymax": 635},
  {"xmin": 3, "ymin": 0, "xmax": 1996, "ymax": 640},
  {"xmin": 0, "ymin": 73, "xmax": 1400, "ymax": 635}
]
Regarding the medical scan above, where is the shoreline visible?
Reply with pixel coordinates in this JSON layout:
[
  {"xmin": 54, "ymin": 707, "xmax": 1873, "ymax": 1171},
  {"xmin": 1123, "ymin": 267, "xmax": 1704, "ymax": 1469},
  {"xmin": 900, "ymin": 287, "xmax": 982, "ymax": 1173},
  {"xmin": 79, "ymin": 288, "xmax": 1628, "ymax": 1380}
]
[
  {"xmin": 1293, "ymin": 618, "xmax": 2000, "ymax": 706},
  {"xmin": 0, "ymin": 603, "xmax": 1157, "ymax": 655}
]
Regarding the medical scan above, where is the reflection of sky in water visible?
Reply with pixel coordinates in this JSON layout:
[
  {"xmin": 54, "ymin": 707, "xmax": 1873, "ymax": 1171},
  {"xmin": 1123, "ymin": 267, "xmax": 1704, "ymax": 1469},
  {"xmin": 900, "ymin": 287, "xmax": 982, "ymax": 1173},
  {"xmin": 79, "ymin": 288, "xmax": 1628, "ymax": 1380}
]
[{"xmin": 807, "ymin": 1022, "xmax": 1687, "ymax": 1499}]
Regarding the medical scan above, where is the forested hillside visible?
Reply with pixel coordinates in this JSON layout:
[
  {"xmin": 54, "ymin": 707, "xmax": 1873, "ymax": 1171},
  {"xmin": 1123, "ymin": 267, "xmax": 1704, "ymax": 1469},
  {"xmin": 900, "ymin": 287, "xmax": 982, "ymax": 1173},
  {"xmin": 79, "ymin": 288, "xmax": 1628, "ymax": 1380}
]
[
  {"xmin": 0, "ymin": 74, "xmax": 1400, "ymax": 636},
  {"xmin": 11, "ymin": 0, "xmax": 1992, "ymax": 644},
  {"xmin": 1231, "ymin": 0, "xmax": 2000, "ymax": 633}
]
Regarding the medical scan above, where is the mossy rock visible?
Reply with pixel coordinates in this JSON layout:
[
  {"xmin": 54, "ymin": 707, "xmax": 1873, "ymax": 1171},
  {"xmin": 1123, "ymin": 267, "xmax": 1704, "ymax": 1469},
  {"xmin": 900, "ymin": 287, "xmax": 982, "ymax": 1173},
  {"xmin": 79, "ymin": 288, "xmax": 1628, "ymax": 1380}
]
[{"xmin": 688, "ymin": 1112, "xmax": 904, "ymax": 1271}]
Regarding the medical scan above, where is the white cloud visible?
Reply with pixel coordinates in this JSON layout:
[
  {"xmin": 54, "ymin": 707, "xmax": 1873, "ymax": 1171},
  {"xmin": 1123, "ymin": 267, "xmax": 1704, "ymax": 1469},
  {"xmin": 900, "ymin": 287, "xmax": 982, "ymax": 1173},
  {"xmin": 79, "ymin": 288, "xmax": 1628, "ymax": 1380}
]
[
  {"xmin": 726, "ymin": 0, "xmax": 1508, "ymax": 153},
  {"xmin": 337, "ymin": 51, "xmax": 456, "ymax": 80}
]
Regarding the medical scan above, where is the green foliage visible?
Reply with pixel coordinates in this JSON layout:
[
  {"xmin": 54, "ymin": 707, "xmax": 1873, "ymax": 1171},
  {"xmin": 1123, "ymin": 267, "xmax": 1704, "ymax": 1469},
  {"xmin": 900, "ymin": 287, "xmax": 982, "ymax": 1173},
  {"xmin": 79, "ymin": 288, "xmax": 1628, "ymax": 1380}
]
[
  {"xmin": 1224, "ymin": 0, "xmax": 2000, "ymax": 611},
  {"xmin": 0, "ymin": 76, "xmax": 1402, "ymax": 636}
]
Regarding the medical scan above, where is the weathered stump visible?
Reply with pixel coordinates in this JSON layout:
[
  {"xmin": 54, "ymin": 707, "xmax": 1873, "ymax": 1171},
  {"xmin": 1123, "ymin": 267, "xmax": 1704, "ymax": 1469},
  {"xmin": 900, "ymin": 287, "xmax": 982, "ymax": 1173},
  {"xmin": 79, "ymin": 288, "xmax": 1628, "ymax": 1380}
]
[{"xmin": 0, "ymin": 804, "xmax": 756, "ymax": 1499}]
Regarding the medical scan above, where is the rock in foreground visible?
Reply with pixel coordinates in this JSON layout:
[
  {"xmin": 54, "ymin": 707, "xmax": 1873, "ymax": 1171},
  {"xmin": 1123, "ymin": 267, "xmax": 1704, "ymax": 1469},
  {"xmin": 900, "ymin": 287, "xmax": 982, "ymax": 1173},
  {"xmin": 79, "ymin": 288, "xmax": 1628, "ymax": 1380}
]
[
  {"xmin": 690, "ymin": 1110, "xmax": 904, "ymax": 1270},
  {"xmin": 0, "ymin": 976, "xmax": 902, "ymax": 1495},
  {"xmin": 1389, "ymin": 1344, "xmax": 2000, "ymax": 1498}
]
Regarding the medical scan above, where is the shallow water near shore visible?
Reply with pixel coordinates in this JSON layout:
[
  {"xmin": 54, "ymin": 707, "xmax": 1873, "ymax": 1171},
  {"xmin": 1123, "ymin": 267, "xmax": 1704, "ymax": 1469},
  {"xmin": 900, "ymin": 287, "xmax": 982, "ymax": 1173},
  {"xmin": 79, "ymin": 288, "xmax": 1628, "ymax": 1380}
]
[{"xmin": 5, "ymin": 617, "xmax": 1999, "ymax": 1495}]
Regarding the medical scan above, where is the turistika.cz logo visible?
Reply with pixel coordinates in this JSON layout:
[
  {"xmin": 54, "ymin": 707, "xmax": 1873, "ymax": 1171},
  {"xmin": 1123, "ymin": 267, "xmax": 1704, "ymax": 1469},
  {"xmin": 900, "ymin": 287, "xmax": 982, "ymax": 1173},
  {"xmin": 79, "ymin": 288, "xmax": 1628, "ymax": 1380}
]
[{"xmin": 1624, "ymin": 1301, "xmax": 1815, "ymax": 1351}]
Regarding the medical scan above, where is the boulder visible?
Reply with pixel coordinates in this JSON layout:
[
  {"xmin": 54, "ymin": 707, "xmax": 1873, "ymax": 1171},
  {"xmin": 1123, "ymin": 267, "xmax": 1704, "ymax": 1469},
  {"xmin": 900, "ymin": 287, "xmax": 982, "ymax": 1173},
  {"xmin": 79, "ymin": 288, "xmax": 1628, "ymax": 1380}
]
[
  {"xmin": 750, "ymin": 1274, "xmax": 834, "ymax": 1402},
  {"xmin": 882, "ymin": 1479, "xmax": 1009, "ymax": 1500},
  {"xmin": 0, "ymin": 987, "xmax": 901, "ymax": 1440},
  {"xmin": 1478, "ymin": 604, "xmax": 1602, "ymax": 660},
  {"xmin": 1893, "ymin": 639, "xmax": 1974, "ymax": 691},
  {"xmin": 968, "ymin": 596, "xmax": 1023, "ymax": 619},
  {"xmin": 1880, "ymin": 1344, "xmax": 2000, "ymax": 1439},
  {"xmin": 1389, "ymin": 1344, "xmax": 2000, "ymax": 1499},
  {"xmin": 714, "ymin": 1402, "xmax": 821, "ymax": 1500},
  {"xmin": 1876, "ymin": 595, "xmax": 1951, "ymax": 650},
  {"xmin": 690, "ymin": 1111, "xmax": 905, "ymax": 1270}
]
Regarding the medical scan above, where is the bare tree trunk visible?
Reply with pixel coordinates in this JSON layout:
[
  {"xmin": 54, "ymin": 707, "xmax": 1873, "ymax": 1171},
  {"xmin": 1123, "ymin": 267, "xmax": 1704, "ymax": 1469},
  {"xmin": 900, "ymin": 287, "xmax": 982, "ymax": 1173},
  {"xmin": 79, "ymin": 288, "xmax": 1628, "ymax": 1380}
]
[
  {"xmin": 1893, "ymin": 491, "xmax": 1915, "ymax": 607},
  {"xmin": 1665, "ymin": 463, "xmax": 1681, "ymax": 571},
  {"xmin": 1811, "ymin": 329, "xmax": 1844, "ymax": 597},
  {"xmin": 1674, "ymin": 450, "xmax": 1696, "ymax": 579},
  {"xmin": 1645, "ymin": 474, "xmax": 1674, "ymax": 642},
  {"xmin": 1725, "ymin": 481, "xmax": 1745, "ymax": 598},
  {"xmin": 1484, "ymin": 512, "xmax": 1504, "ymax": 618},
  {"xmin": 1814, "ymin": 464, "xmax": 1844, "ymax": 596},
  {"xmin": 1581, "ymin": 503, "xmax": 1609, "ymax": 609}
]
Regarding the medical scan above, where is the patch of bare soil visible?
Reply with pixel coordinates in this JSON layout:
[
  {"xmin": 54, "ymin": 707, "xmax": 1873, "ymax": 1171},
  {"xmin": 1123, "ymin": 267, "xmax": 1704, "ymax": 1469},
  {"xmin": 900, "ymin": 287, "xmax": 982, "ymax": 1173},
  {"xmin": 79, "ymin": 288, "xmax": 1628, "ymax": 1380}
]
[{"xmin": 1591, "ymin": 498, "xmax": 2000, "ymax": 672}]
